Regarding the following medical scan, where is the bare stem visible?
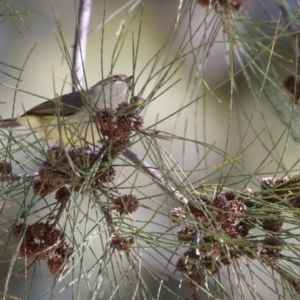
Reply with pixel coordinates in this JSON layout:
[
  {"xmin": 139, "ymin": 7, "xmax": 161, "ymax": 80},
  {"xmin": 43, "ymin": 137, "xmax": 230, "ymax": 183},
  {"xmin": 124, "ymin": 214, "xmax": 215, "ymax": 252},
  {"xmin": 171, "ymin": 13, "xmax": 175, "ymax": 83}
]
[
  {"xmin": 101, "ymin": 205, "xmax": 114, "ymax": 233},
  {"xmin": 72, "ymin": 0, "xmax": 93, "ymax": 91},
  {"xmin": 123, "ymin": 148, "xmax": 189, "ymax": 205},
  {"xmin": 0, "ymin": 171, "xmax": 39, "ymax": 181},
  {"xmin": 52, "ymin": 188, "xmax": 71, "ymax": 227}
]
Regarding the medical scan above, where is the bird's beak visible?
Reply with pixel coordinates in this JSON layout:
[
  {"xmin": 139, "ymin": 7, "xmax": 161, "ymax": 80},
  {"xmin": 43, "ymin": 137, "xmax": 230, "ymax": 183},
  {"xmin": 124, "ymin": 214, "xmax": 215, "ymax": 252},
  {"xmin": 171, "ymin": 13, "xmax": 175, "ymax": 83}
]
[{"xmin": 124, "ymin": 75, "xmax": 133, "ymax": 90}]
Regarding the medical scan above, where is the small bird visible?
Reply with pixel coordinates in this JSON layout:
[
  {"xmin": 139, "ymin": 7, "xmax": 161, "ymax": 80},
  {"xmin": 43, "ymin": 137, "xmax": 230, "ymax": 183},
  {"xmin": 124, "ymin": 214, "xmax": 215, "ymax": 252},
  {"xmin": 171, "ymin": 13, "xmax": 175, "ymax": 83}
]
[{"xmin": 0, "ymin": 74, "xmax": 133, "ymax": 147}]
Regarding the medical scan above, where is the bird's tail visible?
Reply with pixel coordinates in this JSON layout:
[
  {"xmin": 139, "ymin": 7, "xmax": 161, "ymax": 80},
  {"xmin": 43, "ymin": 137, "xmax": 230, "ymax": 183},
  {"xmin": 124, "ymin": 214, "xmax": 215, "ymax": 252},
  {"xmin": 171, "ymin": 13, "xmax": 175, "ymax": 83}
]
[{"xmin": 0, "ymin": 118, "xmax": 21, "ymax": 129}]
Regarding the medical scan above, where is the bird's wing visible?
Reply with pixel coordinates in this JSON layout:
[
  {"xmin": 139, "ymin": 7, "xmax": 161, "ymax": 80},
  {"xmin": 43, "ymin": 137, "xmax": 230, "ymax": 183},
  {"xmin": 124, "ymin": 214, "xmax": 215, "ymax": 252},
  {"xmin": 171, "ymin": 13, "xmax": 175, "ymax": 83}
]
[{"xmin": 24, "ymin": 90, "xmax": 87, "ymax": 116}]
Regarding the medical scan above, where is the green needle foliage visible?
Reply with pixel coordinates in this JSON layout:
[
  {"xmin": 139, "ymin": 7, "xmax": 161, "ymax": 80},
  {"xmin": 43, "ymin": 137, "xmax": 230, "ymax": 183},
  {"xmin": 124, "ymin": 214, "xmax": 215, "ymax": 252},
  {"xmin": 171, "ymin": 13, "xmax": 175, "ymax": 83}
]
[{"xmin": 1, "ymin": 1, "xmax": 300, "ymax": 299}]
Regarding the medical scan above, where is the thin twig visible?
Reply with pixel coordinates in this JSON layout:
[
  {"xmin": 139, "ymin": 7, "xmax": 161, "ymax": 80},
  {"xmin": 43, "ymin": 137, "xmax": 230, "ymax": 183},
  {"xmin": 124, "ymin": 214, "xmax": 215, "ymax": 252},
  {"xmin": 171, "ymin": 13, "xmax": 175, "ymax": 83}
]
[
  {"xmin": 0, "ymin": 171, "xmax": 39, "ymax": 181},
  {"xmin": 52, "ymin": 187, "xmax": 71, "ymax": 227},
  {"xmin": 123, "ymin": 148, "xmax": 189, "ymax": 205},
  {"xmin": 72, "ymin": 0, "xmax": 93, "ymax": 91},
  {"xmin": 101, "ymin": 205, "xmax": 114, "ymax": 232},
  {"xmin": 175, "ymin": 0, "xmax": 184, "ymax": 29}
]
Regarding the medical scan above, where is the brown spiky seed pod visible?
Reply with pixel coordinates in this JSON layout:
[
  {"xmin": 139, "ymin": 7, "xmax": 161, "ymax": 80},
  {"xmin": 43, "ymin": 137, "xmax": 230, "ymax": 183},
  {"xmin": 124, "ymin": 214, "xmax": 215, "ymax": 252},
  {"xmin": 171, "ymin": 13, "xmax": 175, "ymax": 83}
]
[
  {"xmin": 0, "ymin": 160, "xmax": 12, "ymax": 174},
  {"xmin": 114, "ymin": 194, "xmax": 139, "ymax": 215},
  {"xmin": 170, "ymin": 207, "xmax": 186, "ymax": 222},
  {"xmin": 177, "ymin": 226, "xmax": 196, "ymax": 243},
  {"xmin": 283, "ymin": 75, "xmax": 300, "ymax": 103},
  {"xmin": 198, "ymin": 0, "xmax": 243, "ymax": 11},
  {"xmin": 55, "ymin": 186, "xmax": 70, "ymax": 202},
  {"xmin": 111, "ymin": 236, "xmax": 134, "ymax": 252}
]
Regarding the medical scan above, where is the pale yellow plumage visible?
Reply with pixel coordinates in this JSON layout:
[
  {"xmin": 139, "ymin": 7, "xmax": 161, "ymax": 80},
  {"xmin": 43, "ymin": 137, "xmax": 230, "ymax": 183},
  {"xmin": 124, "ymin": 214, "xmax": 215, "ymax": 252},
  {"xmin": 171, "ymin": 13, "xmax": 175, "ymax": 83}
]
[{"xmin": 18, "ymin": 112, "xmax": 101, "ymax": 147}]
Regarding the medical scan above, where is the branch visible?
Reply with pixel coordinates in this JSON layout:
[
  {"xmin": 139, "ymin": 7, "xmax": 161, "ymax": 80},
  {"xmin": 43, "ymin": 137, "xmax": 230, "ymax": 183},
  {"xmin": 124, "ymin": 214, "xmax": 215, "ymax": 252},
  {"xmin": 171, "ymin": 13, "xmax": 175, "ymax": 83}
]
[
  {"xmin": 123, "ymin": 148, "xmax": 188, "ymax": 205},
  {"xmin": 0, "ymin": 171, "xmax": 39, "ymax": 181},
  {"xmin": 72, "ymin": 0, "xmax": 93, "ymax": 91}
]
